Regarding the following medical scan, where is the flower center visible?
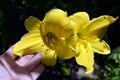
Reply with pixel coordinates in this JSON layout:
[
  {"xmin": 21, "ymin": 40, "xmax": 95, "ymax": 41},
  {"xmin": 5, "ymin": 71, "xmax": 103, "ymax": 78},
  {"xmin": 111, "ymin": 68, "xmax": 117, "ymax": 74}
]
[{"xmin": 44, "ymin": 32, "xmax": 58, "ymax": 48}]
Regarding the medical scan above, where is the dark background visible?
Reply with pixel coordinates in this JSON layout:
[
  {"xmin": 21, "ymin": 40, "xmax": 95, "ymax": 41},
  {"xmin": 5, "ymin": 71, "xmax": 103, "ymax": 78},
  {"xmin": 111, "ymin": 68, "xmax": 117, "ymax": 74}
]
[{"xmin": 0, "ymin": 0, "xmax": 120, "ymax": 80}]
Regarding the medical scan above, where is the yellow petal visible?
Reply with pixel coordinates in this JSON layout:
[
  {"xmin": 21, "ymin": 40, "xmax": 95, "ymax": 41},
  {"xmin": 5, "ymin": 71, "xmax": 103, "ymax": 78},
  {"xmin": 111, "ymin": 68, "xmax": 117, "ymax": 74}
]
[
  {"xmin": 69, "ymin": 12, "xmax": 90, "ymax": 33},
  {"xmin": 75, "ymin": 42, "xmax": 94, "ymax": 74},
  {"xmin": 13, "ymin": 31, "xmax": 44, "ymax": 57},
  {"xmin": 41, "ymin": 46, "xmax": 57, "ymax": 66},
  {"xmin": 25, "ymin": 16, "xmax": 41, "ymax": 32},
  {"xmin": 41, "ymin": 9, "xmax": 75, "ymax": 38},
  {"xmin": 54, "ymin": 38, "xmax": 78, "ymax": 59},
  {"xmin": 91, "ymin": 38, "xmax": 110, "ymax": 54},
  {"xmin": 43, "ymin": 9, "xmax": 68, "ymax": 26},
  {"xmin": 84, "ymin": 16, "xmax": 118, "ymax": 38}
]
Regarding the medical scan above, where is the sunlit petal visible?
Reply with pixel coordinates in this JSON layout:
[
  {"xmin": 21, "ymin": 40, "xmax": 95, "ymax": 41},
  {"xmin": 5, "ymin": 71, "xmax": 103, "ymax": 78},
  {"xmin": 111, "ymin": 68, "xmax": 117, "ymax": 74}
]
[
  {"xmin": 25, "ymin": 16, "xmax": 41, "ymax": 32},
  {"xmin": 75, "ymin": 42, "xmax": 94, "ymax": 74},
  {"xmin": 55, "ymin": 39, "xmax": 78, "ymax": 59},
  {"xmin": 41, "ymin": 46, "xmax": 57, "ymax": 66},
  {"xmin": 41, "ymin": 9, "xmax": 75, "ymax": 38},
  {"xmin": 13, "ymin": 31, "xmax": 44, "ymax": 57},
  {"xmin": 43, "ymin": 9, "xmax": 68, "ymax": 26},
  {"xmin": 91, "ymin": 38, "xmax": 110, "ymax": 54},
  {"xmin": 84, "ymin": 16, "xmax": 118, "ymax": 38},
  {"xmin": 69, "ymin": 12, "xmax": 90, "ymax": 33}
]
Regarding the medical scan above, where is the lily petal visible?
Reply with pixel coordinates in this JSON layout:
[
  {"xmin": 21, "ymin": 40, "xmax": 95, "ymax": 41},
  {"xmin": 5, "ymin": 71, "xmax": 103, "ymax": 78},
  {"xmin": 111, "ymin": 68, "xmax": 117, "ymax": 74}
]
[
  {"xmin": 54, "ymin": 38, "xmax": 78, "ymax": 59},
  {"xmin": 43, "ymin": 9, "xmax": 68, "ymax": 26},
  {"xmin": 69, "ymin": 12, "xmax": 90, "ymax": 33},
  {"xmin": 13, "ymin": 31, "xmax": 44, "ymax": 57},
  {"xmin": 41, "ymin": 46, "xmax": 57, "ymax": 66},
  {"xmin": 84, "ymin": 16, "xmax": 118, "ymax": 38},
  {"xmin": 25, "ymin": 16, "xmax": 41, "ymax": 32},
  {"xmin": 91, "ymin": 38, "xmax": 110, "ymax": 54},
  {"xmin": 41, "ymin": 9, "xmax": 75, "ymax": 38},
  {"xmin": 75, "ymin": 42, "xmax": 94, "ymax": 74}
]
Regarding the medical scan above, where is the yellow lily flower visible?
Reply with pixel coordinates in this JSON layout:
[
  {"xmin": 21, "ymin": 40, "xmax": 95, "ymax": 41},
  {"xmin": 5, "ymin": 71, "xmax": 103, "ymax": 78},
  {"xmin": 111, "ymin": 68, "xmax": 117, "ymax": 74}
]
[
  {"xmin": 13, "ymin": 8, "xmax": 118, "ymax": 73},
  {"xmin": 13, "ymin": 9, "xmax": 77, "ymax": 66},
  {"xmin": 69, "ymin": 12, "xmax": 118, "ymax": 73}
]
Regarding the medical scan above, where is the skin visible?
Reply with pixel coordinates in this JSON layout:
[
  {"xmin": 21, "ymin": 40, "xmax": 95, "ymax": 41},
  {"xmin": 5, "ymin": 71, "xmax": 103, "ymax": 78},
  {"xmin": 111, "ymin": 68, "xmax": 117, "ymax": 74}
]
[{"xmin": 0, "ymin": 46, "xmax": 45, "ymax": 80}]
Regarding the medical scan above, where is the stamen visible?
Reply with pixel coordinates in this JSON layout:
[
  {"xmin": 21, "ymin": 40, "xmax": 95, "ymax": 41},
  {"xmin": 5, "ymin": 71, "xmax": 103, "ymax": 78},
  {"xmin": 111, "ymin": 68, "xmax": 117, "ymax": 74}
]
[{"xmin": 44, "ymin": 32, "xmax": 58, "ymax": 48}]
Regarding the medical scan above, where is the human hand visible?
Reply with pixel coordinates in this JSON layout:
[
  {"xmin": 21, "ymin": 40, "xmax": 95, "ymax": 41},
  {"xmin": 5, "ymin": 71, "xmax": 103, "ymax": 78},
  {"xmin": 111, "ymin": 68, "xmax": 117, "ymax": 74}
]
[{"xmin": 0, "ymin": 46, "xmax": 45, "ymax": 80}]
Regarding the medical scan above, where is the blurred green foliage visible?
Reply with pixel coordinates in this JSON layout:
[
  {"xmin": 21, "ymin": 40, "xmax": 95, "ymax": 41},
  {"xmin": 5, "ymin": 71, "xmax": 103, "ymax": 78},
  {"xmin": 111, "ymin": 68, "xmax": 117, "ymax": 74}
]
[
  {"xmin": 96, "ymin": 47, "xmax": 120, "ymax": 80},
  {"xmin": 0, "ymin": 0, "xmax": 120, "ymax": 80},
  {"xmin": 106, "ymin": 47, "xmax": 120, "ymax": 80}
]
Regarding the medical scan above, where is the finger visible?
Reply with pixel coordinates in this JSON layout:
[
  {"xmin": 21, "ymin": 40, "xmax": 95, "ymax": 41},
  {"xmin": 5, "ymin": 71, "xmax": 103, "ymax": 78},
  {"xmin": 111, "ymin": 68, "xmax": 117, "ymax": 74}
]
[
  {"xmin": 16, "ymin": 54, "xmax": 35, "ymax": 66},
  {"xmin": 0, "ymin": 60, "xmax": 11, "ymax": 79},
  {"xmin": 0, "ymin": 55, "xmax": 33, "ymax": 79},
  {"xmin": 4, "ymin": 45, "xmax": 16, "ymax": 59},
  {"xmin": 24, "ymin": 52, "xmax": 42, "ymax": 71},
  {"xmin": 0, "ymin": 53, "xmax": 20, "ymax": 77},
  {"xmin": 30, "ymin": 64, "xmax": 45, "ymax": 80}
]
